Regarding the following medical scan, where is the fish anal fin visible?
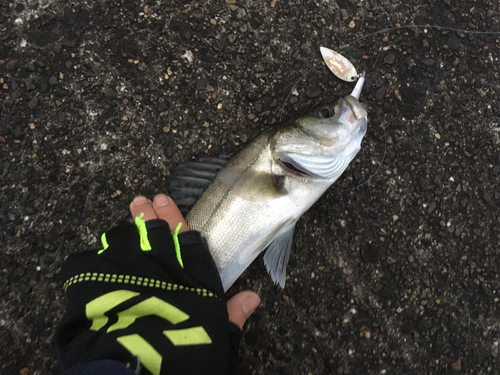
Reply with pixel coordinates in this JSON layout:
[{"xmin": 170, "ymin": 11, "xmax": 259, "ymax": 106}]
[{"xmin": 263, "ymin": 221, "xmax": 297, "ymax": 288}]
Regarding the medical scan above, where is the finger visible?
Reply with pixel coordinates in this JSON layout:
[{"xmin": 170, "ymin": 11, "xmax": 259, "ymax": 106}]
[
  {"xmin": 153, "ymin": 194, "xmax": 189, "ymax": 233},
  {"xmin": 129, "ymin": 196, "xmax": 157, "ymax": 221},
  {"xmin": 227, "ymin": 291, "xmax": 260, "ymax": 330}
]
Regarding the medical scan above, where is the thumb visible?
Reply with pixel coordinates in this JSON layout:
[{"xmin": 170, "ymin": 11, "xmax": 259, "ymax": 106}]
[{"xmin": 227, "ymin": 290, "xmax": 260, "ymax": 330}]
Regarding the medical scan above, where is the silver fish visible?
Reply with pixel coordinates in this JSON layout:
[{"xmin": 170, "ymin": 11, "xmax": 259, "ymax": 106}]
[{"xmin": 172, "ymin": 79, "xmax": 367, "ymax": 291}]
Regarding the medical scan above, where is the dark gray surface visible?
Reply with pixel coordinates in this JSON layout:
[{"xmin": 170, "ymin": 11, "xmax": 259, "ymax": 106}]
[{"xmin": 1, "ymin": 0, "xmax": 499, "ymax": 374}]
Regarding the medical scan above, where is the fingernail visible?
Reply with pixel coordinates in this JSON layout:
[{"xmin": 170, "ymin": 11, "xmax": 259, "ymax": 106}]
[
  {"xmin": 154, "ymin": 194, "xmax": 171, "ymax": 207},
  {"xmin": 132, "ymin": 196, "xmax": 148, "ymax": 206},
  {"xmin": 241, "ymin": 293, "xmax": 261, "ymax": 318}
]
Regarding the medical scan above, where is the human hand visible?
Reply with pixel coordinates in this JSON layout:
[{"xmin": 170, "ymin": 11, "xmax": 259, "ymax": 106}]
[{"xmin": 55, "ymin": 193, "xmax": 260, "ymax": 375}]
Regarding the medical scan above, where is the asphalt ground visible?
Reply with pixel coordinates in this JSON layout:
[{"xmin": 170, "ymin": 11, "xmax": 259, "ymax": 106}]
[{"xmin": 1, "ymin": 0, "xmax": 499, "ymax": 374}]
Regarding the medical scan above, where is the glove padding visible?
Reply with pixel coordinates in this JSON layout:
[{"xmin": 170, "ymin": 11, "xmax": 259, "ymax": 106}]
[{"xmin": 54, "ymin": 219, "xmax": 242, "ymax": 375}]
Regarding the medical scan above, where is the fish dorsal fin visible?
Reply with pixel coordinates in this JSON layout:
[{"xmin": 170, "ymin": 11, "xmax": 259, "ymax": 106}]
[
  {"xmin": 168, "ymin": 155, "xmax": 230, "ymax": 213},
  {"xmin": 263, "ymin": 221, "xmax": 297, "ymax": 288}
]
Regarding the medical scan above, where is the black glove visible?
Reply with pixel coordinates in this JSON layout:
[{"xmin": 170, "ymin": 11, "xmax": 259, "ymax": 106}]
[{"xmin": 54, "ymin": 216, "xmax": 242, "ymax": 375}]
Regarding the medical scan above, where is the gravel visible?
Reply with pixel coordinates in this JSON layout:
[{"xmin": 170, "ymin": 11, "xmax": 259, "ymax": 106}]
[{"xmin": 1, "ymin": 1, "xmax": 499, "ymax": 374}]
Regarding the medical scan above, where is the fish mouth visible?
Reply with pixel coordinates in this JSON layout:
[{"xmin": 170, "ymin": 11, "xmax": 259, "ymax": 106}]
[
  {"xmin": 279, "ymin": 158, "xmax": 311, "ymax": 177},
  {"xmin": 277, "ymin": 152, "xmax": 351, "ymax": 180},
  {"xmin": 350, "ymin": 73, "xmax": 365, "ymax": 100}
]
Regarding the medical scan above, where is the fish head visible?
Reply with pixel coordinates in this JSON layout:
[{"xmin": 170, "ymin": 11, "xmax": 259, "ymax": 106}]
[{"xmin": 271, "ymin": 93, "xmax": 367, "ymax": 181}]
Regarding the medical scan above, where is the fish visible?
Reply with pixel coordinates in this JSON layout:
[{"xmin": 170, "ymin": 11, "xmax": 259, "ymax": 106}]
[{"xmin": 170, "ymin": 78, "xmax": 367, "ymax": 291}]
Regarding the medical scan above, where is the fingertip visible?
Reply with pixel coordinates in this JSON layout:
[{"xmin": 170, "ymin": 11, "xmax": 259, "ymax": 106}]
[
  {"xmin": 227, "ymin": 290, "xmax": 260, "ymax": 330},
  {"xmin": 129, "ymin": 195, "xmax": 157, "ymax": 221},
  {"xmin": 152, "ymin": 194, "xmax": 189, "ymax": 232},
  {"xmin": 153, "ymin": 194, "xmax": 172, "ymax": 208}
]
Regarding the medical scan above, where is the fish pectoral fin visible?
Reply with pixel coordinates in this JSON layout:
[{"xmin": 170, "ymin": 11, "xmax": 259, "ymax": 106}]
[
  {"xmin": 217, "ymin": 168, "xmax": 287, "ymax": 201},
  {"xmin": 263, "ymin": 221, "xmax": 297, "ymax": 288}
]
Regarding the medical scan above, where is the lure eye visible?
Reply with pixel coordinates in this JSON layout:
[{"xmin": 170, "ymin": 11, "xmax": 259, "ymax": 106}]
[{"xmin": 319, "ymin": 107, "xmax": 331, "ymax": 118}]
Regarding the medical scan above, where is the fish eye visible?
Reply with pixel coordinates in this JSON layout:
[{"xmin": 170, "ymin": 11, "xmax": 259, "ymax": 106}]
[{"xmin": 319, "ymin": 107, "xmax": 330, "ymax": 118}]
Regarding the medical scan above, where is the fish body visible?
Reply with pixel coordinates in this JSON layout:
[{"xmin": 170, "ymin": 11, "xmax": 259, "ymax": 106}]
[{"xmin": 174, "ymin": 82, "xmax": 367, "ymax": 291}]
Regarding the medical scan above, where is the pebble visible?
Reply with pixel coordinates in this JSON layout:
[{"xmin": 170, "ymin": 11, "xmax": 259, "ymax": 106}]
[
  {"xmin": 288, "ymin": 19, "xmax": 299, "ymax": 30},
  {"xmin": 384, "ymin": 54, "xmax": 395, "ymax": 64},
  {"xmin": 451, "ymin": 358, "xmax": 461, "ymax": 370},
  {"xmin": 103, "ymin": 88, "xmax": 118, "ymax": 97},
  {"xmin": 236, "ymin": 8, "xmax": 246, "ymax": 19},
  {"xmin": 65, "ymin": 60, "xmax": 73, "ymax": 69},
  {"xmin": 19, "ymin": 282, "xmax": 32, "ymax": 294},
  {"xmin": 361, "ymin": 244, "xmax": 380, "ymax": 263},
  {"xmin": 157, "ymin": 101, "xmax": 169, "ymax": 112},
  {"xmin": 195, "ymin": 78, "xmax": 206, "ymax": 91},
  {"xmin": 16, "ymin": 267, "xmax": 25, "ymax": 277},
  {"xmin": 293, "ymin": 60, "xmax": 303, "ymax": 70},
  {"xmin": 225, "ymin": 0, "xmax": 236, "ymax": 3},
  {"xmin": 27, "ymin": 97, "xmax": 38, "ymax": 109},
  {"xmin": 300, "ymin": 43, "xmax": 312, "ymax": 55},
  {"xmin": 18, "ymin": 368, "xmax": 29, "ymax": 375},
  {"xmin": 305, "ymin": 87, "xmax": 321, "ymax": 98},
  {"xmin": 376, "ymin": 86, "xmax": 386, "ymax": 100},
  {"xmin": 164, "ymin": 142, "xmax": 174, "ymax": 158},
  {"xmin": 55, "ymin": 89, "xmax": 69, "ymax": 98},
  {"xmin": 169, "ymin": 18, "xmax": 182, "ymax": 31},
  {"xmin": 254, "ymin": 103, "xmax": 262, "ymax": 112},
  {"xmin": 39, "ymin": 81, "xmax": 49, "ymax": 93},
  {"xmin": 447, "ymin": 35, "xmax": 460, "ymax": 50},
  {"xmin": 302, "ymin": 234, "xmax": 314, "ymax": 244},
  {"xmin": 417, "ymin": 317, "xmax": 431, "ymax": 332},
  {"xmin": 424, "ymin": 59, "xmax": 436, "ymax": 66},
  {"xmin": 180, "ymin": 30, "xmax": 191, "ymax": 41},
  {"xmin": 49, "ymin": 76, "xmax": 58, "ymax": 85},
  {"xmin": 6, "ymin": 59, "xmax": 18, "ymax": 70}
]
